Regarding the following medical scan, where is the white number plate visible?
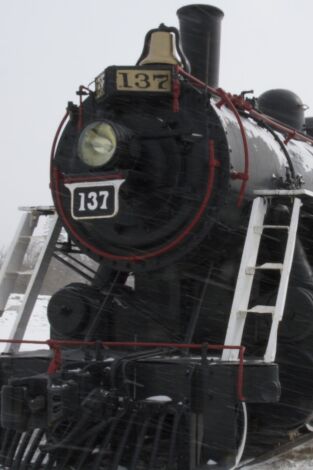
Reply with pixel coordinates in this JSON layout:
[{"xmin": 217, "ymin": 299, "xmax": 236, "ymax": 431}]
[
  {"xmin": 65, "ymin": 179, "xmax": 125, "ymax": 220},
  {"xmin": 116, "ymin": 69, "xmax": 172, "ymax": 92}
]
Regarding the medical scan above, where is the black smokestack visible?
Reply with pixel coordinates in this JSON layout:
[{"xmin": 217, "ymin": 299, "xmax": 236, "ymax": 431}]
[{"xmin": 177, "ymin": 4, "xmax": 224, "ymax": 87}]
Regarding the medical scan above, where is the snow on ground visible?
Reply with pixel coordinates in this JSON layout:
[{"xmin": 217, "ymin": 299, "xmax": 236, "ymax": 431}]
[
  {"xmin": 1, "ymin": 295, "xmax": 313, "ymax": 468},
  {"xmin": 0, "ymin": 293, "xmax": 50, "ymax": 351},
  {"xmin": 242, "ymin": 441, "xmax": 313, "ymax": 469}
]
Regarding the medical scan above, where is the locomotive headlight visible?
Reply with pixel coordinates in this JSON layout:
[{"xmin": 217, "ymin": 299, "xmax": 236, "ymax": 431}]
[{"xmin": 78, "ymin": 121, "xmax": 117, "ymax": 167}]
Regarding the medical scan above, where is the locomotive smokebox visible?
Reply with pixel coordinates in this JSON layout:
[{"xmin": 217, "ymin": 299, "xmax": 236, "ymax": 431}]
[{"xmin": 177, "ymin": 4, "xmax": 224, "ymax": 86}]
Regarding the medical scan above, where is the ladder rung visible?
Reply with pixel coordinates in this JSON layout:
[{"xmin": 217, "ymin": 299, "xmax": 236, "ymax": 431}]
[
  {"xmin": 258, "ymin": 262, "xmax": 283, "ymax": 270},
  {"xmin": 246, "ymin": 263, "xmax": 283, "ymax": 274},
  {"xmin": 18, "ymin": 236, "xmax": 46, "ymax": 242},
  {"xmin": 253, "ymin": 225, "xmax": 289, "ymax": 234},
  {"xmin": 242, "ymin": 305, "xmax": 275, "ymax": 314},
  {"xmin": 257, "ymin": 225, "xmax": 289, "ymax": 230},
  {"xmin": 6, "ymin": 270, "xmax": 33, "ymax": 276},
  {"xmin": 301, "ymin": 213, "xmax": 313, "ymax": 219}
]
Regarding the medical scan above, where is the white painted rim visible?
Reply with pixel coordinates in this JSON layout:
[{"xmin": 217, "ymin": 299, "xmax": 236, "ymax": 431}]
[
  {"xmin": 231, "ymin": 402, "xmax": 248, "ymax": 469},
  {"xmin": 305, "ymin": 421, "xmax": 313, "ymax": 432}
]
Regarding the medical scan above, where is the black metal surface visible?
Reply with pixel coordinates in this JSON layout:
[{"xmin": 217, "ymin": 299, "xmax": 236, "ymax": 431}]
[
  {"xmin": 177, "ymin": 4, "xmax": 224, "ymax": 86},
  {"xmin": 258, "ymin": 88, "xmax": 306, "ymax": 131},
  {"xmin": 48, "ymin": 283, "xmax": 105, "ymax": 339},
  {"xmin": 0, "ymin": 347, "xmax": 281, "ymax": 469},
  {"xmin": 306, "ymin": 116, "xmax": 313, "ymax": 136},
  {"xmin": 5, "ymin": 4, "xmax": 313, "ymax": 469}
]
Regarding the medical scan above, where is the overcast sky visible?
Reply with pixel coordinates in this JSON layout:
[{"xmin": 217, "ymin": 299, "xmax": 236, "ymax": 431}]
[{"xmin": 1, "ymin": 0, "xmax": 313, "ymax": 249}]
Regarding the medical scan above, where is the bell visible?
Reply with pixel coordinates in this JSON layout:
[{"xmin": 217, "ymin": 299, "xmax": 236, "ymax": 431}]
[{"xmin": 139, "ymin": 31, "xmax": 181, "ymax": 66}]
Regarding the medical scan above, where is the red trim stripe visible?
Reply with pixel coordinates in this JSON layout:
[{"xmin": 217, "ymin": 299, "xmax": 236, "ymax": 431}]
[{"xmin": 0, "ymin": 338, "xmax": 245, "ymax": 401}]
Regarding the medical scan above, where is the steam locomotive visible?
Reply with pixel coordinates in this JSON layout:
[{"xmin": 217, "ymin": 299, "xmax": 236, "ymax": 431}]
[{"xmin": 2, "ymin": 4, "xmax": 313, "ymax": 469}]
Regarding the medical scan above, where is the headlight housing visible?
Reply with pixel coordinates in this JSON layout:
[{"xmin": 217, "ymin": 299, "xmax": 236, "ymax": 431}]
[{"xmin": 78, "ymin": 121, "xmax": 117, "ymax": 167}]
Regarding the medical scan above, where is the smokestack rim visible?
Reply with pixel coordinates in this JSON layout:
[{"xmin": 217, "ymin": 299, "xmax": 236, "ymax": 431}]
[{"xmin": 177, "ymin": 4, "xmax": 224, "ymax": 22}]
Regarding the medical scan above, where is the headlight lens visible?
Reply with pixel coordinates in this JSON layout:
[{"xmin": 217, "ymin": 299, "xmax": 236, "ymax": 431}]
[{"xmin": 78, "ymin": 121, "xmax": 117, "ymax": 167}]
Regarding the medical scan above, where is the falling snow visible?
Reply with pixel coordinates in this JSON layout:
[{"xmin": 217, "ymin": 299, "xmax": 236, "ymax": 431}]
[{"xmin": 1, "ymin": 294, "xmax": 313, "ymax": 469}]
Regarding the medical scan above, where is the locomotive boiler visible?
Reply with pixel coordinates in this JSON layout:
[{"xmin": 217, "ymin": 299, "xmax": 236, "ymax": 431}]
[{"xmin": 2, "ymin": 4, "xmax": 313, "ymax": 469}]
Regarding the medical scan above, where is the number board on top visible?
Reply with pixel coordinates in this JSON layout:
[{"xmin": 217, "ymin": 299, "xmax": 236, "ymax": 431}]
[{"xmin": 116, "ymin": 69, "xmax": 172, "ymax": 92}]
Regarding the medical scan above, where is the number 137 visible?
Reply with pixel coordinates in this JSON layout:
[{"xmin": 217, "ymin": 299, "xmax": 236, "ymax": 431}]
[{"xmin": 78, "ymin": 191, "xmax": 109, "ymax": 211}]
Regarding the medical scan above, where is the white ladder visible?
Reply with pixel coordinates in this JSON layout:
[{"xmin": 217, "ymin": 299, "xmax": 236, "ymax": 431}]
[
  {"xmin": 0, "ymin": 207, "xmax": 62, "ymax": 353},
  {"xmin": 222, "ymin": 190, "xmax": 313, "ymax": 363}
]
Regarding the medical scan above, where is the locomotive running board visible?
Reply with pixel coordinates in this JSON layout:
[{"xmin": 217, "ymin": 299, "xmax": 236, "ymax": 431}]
[
  {"xmin": 222, "ymin": 189, "xmax": 313, "ymax": 363},
  {"xmin": 0, "ymin": 207, "xmax": 62, "ymax": 353}
]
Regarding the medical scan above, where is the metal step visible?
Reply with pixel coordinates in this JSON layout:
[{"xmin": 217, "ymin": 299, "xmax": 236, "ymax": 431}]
[
  {"xmin": 241, "ymin": 305, "xmax": 275, "ymax": 315},
  {"xmin": 5, "ymin": 271, "xmax": 33, "ymax": 276},
  {"xmin": 246, "ymin": 263, "xmax": 283, "ymax": 274},
  {"xmin": 254, "ymin": 225, "xmax": 289, "ymax": 235}
]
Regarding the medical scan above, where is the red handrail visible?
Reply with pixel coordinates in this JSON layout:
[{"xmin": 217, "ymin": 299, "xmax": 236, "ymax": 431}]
[
  {"xmin": 177, "ymin": 66, "xmax": 313, "ymax": 146},
  {"xmin": 0, "ymin": 338, "xmax": 246, "ymax": 401},
  {"xmin": 176, "ymin": 66, "xmax": 313, "ymax": 207}
]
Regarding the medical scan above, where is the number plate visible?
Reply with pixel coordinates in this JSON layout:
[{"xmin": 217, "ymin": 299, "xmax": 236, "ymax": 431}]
[
  {"xmin": 116, "ymin": 69, "xmax": 172, "ymax": 92},
  {"xmin": 64, "ymin": 179, "xmax": 125, "ymax": 220}
]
